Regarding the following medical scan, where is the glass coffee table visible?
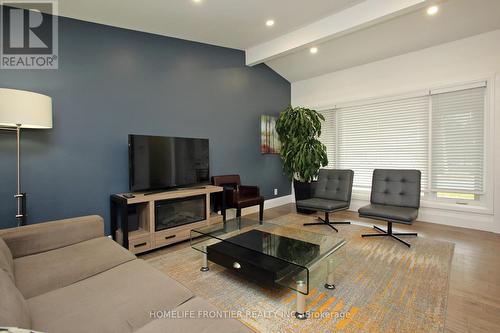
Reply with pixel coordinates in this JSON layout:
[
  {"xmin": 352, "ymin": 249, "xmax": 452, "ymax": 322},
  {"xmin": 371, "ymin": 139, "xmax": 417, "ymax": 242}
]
[{"xmin": 191, "ymin": 217, "xmax": 346, "ymax": 320}]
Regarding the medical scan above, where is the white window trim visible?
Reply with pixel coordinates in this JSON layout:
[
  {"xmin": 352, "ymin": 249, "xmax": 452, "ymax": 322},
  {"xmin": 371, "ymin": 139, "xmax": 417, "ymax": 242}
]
[
  {"xmin": 351, "ymin": 188, "xmax": 492, "ymax": 215},
  {"xmin": 315, "ymin": 76, "xmax": 495, "ymax": 215}
]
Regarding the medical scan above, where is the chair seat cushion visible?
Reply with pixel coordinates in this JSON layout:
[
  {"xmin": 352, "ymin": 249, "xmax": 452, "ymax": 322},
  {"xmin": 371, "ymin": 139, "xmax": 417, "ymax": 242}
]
[
  {"xmin": 28, "ymin": 259, "xmax": 194, "ymax": 333},
  {"xmin": 235, "ymin": 195, "xmax": 264, "ymax": 208},
  {"xmin": 14, "ymin": 237, "xmax": 136, "ymax": 298},
  {"xmin": 135, "ymin": 296, "xmax": 253, "ymax": 333},
  {"xmin": 358, "ymin": 204, "xmax": 418, "ymax": 224},
  {"xmin": 296, "ymin": 198, "xmax": 348, "ymax": 211}
]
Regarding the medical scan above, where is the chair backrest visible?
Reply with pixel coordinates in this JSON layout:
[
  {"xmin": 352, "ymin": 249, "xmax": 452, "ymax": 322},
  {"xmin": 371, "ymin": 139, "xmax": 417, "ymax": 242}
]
[
  {"xmin": 314, "ymin": 169, "xmax": 354, "ymax": 203},
  {"xmin": 211, "ymin": 175, "xmax": 241, "ymax": 188},
  {"xmin": 370, "ymin": 169, "xmax": 421, "ymax": 209}
]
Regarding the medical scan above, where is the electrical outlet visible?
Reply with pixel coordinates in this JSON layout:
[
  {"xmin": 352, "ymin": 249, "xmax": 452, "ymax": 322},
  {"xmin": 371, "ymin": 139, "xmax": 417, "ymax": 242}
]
[{"xmin": 273, "ymin": 188, "xmax": 278, "ymax": 196}]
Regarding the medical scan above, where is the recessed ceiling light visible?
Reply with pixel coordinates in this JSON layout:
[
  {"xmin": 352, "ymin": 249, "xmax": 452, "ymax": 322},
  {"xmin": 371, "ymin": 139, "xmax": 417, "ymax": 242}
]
[
  {"xmin": 193, "ymin": 0, "xmax": 202, "ymax": 3},
  {"xmin": 266, "ymin": 20, "xmax": 275, "ymax": 27},
  {"xmin": 427, "ymin": 5, "xmax": 439, "ymax": 16},
  {"xmin": 310, "ymin": 47, "xmax": 318, "ymax": 54}
]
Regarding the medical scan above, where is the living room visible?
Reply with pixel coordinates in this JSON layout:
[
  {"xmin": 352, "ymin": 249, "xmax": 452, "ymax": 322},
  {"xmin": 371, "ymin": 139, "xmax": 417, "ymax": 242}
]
[{"xmin": 0, "ymin": 1, "xmax": 499, "ymax": 332}]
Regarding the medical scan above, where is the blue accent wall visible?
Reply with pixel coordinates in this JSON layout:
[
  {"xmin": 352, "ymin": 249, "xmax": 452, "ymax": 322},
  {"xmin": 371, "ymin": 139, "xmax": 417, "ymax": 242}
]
[{"xmin": 0, "ymin": 17, "xmax": 291, "ymax": 232}]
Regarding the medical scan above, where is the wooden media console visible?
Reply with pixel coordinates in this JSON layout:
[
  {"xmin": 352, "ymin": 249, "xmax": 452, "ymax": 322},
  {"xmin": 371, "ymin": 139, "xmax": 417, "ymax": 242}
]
[{"xmin": 110, "ymin": 185, "xmax": 223, "ymax": 254}]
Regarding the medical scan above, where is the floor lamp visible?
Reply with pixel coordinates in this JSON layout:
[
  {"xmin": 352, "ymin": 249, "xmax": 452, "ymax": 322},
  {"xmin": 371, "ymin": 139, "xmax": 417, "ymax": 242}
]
[{"xmin": 0, "ymin": 88, "xmax": 53, "ymax": 226}]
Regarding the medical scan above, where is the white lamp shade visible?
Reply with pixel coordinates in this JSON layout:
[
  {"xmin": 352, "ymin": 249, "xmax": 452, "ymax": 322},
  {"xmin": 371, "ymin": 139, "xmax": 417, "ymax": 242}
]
[{"xmin": 0, "ymin": 88, "xmax": 53, "ymax": 129}]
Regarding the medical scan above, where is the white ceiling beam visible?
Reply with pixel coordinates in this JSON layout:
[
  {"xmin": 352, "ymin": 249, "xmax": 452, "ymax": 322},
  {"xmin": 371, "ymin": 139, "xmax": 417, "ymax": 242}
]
[{"xmin": 245, "ymin": 0, "xmax": 428, "ymax": 66}]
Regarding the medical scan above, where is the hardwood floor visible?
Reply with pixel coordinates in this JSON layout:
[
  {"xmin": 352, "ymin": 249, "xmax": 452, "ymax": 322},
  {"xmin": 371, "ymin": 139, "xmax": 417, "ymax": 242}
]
[{"xmin": 140, "ymin": 203, "xmax": 500, "ymax": 333}]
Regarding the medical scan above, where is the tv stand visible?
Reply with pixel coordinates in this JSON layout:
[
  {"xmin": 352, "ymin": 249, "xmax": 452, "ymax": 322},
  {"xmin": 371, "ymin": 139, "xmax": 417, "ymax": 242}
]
[
  {"xmin": 110, "ymin": 185, "xmax": 223, "ymax": 254},
  {"xmin": 143, "ymin": 188, "xmax": 176, "ymax": 196},
  {"xmin": 143, "ymin": 186, "xmax": 208, "ymax": 196}
]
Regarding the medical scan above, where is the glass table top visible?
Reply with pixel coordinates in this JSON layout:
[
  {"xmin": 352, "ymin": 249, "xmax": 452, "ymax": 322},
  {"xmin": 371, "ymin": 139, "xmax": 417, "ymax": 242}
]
[{"xmin": 191, "ymin": 217, "xmax": 346, "ymax": 295}]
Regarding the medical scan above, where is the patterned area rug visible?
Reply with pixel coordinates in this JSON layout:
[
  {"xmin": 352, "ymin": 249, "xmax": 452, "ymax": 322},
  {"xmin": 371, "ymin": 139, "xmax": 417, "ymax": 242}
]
[{"xmin": 146, "ymin": 214, "xmax": 454, "ymax": 333}]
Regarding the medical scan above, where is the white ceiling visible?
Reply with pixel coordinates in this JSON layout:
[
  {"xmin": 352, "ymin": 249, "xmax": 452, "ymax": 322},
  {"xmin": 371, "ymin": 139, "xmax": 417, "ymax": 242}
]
[
  {"xmin": 267, "ymin": 0, "xmax": 500, "ymax": 81},
  {"xmin": 52, "ymin": 0, "xmax": 500, "ymax": 82},
  {"xmin": 55, "ymin": 0, "xmax": 363, "ymax": 50}
]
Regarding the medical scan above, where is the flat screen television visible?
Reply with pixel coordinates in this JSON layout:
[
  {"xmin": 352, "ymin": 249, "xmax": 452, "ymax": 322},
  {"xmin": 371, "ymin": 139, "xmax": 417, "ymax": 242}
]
[{"xmin": 129, "ymin": 135, "xmax": 209, "ymax": 192}]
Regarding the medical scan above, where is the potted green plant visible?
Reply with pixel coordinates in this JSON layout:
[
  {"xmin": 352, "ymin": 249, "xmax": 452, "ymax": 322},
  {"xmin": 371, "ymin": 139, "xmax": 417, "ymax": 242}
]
[{"xmin": 276, "ymin": 106, "xmax": 328, "ymax": 213}]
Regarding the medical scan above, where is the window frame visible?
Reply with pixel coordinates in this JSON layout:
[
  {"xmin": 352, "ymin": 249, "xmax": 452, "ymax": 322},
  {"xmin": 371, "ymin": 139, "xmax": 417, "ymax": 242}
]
[{"xmin": 316, "ymin": 77, "xmax": 495, "ymax": 214}]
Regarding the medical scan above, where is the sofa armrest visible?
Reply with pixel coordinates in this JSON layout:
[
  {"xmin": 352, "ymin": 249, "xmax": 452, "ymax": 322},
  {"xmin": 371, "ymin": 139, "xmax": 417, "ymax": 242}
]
[{"xmin": 0, "ymin": 215, "xmax": 104, "ymax": 258}]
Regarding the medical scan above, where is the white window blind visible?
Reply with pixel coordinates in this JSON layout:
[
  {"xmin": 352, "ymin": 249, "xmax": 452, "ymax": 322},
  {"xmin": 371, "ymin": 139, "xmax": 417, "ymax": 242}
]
[
  {"xmin": 319, "ymin": 109, "xmax": 336, "ymax": 168},
  {"xmin": 431, "ymin": 87, "xmax": 485, "ymax": 193},
  {"xmin": 318, "ymin": 82, "xmax": 487, "ymax": 198},
  {"xmin": 335, "ymin": 96, "xmax": 429, "ymax": 189}
]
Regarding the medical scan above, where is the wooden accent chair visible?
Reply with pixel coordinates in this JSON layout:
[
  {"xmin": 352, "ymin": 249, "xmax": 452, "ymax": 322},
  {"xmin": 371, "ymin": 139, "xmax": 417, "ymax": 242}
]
[{"xmin": 211, "ymin": 175, "xmax": 264, "ymax": 222}]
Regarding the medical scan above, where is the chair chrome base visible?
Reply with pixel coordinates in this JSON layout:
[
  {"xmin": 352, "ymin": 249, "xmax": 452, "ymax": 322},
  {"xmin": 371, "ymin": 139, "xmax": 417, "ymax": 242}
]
[
  {"xmin": 362, "ymin": 222, "xmax": 417, "ymax": 247},
  {"xmin": 303, "ymin": 212, "xmax": 351, "ymax": 233}
]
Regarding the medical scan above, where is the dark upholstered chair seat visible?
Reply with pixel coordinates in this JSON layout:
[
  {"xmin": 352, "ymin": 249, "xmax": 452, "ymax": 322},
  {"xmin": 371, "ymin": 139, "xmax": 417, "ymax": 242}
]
[
  {"xmin": 234, "ymin": 194, "xmax": 265, "ymax": 208},
  {"xmin": 358, "ymin": 204, "xmax": 418, "ymax": 224},
  {"xmin": 296, "ymin": 198, "xmax": 348, "ymax": 212}
]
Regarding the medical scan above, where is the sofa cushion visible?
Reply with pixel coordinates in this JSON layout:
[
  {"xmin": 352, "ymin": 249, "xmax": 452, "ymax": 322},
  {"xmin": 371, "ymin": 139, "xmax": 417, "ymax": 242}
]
[
  {"xmin": 15, "ymin": 236, "xmax": 136, "ymax": 298},
  {"xmin": 0, "ymin": 215, "xmax": 104, "ymax": 258},
  {"xmin": 28, "ymin": 259, "xmax": 194, "ymax": 333},
  {"xmin": 135, "ymin": 297, "xmax": 254, "ymax": 333},
  {"xmin": 0, "ymin": 237, "xmax": 14, "ymax": 281},
  {"xmin": 0, "ymin": 269, "xmax": 31, "ymax": 329}
]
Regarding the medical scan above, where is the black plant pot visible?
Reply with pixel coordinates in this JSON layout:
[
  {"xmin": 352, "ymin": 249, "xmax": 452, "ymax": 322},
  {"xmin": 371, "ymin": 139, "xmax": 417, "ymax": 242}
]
[{"xmin": 293, "ymin": 180, "xmax": 317, "ymax": 214}]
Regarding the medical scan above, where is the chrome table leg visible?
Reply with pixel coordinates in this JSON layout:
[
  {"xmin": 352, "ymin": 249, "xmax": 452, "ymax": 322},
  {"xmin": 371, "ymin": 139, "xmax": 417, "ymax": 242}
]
[
  {"xmin": 295, "ymin": 280, "xmax": 308, "ymax": 320},
  {"xmin": 200, "ymin": 246, "xmax": 209, "ymax": 272}
]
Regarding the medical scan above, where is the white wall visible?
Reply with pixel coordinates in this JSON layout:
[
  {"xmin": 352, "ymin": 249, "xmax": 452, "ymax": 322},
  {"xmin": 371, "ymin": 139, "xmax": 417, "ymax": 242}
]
[{"xmin": 292, "ymin": 29, "xmax": 500, "ymax": 233}]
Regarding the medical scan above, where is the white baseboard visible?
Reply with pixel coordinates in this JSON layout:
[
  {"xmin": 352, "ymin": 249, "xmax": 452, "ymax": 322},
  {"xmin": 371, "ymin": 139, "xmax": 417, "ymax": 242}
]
[
  {"xmin": 348, "ymin": 198, "xmax": 499, "ymax": 234},
  {"xmin": 223, "ymin": 194, "xmax": 295, "ymax": 220}
]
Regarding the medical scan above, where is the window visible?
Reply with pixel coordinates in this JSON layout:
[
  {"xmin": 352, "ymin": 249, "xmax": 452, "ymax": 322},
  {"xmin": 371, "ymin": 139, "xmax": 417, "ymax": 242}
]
[
  {"xmin": 334, "ymin": 96, "xmax": 428, "ymax": 189},
  {"xmin": 431, "ymin": 87, "xmax": 485, "ymax": 194},
  {"xmin": 319, "ymin": 82, "xmax": 488, "ymax": 205}
]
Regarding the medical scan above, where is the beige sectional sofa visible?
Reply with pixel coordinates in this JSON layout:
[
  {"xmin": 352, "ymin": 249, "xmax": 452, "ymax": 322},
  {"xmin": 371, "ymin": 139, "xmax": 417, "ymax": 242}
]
[{"xmin": 0, "ymin": 215, "xmax": 253, "ymax": 333}]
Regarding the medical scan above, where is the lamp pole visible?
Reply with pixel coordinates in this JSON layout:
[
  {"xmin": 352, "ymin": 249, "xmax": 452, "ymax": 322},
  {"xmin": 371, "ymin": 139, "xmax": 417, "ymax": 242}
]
[
  {"xmin": 14, "ymin": 124, "xmax": 26, "ymax": 226},
  {"xmin": 0, "ymin": 125, "xmax": 26, "ymax": 226},
  {"xmin": 0, "ymin": 88, "xmax": 53, "ymax": 227}
]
